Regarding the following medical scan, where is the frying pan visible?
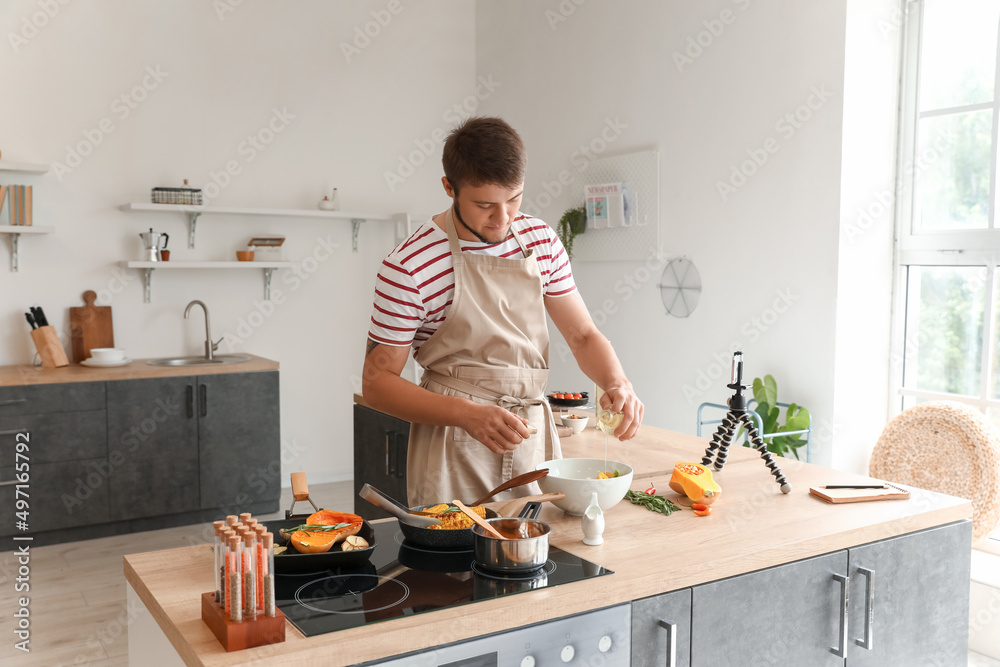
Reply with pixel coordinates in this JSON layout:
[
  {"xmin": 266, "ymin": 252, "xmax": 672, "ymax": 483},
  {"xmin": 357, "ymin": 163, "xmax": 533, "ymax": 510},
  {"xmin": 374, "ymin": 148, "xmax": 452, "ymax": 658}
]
[
  {"xmin": 399, "ymin": 504, "xmax": 500, "ymax": 549},
  {"xmin": 261, "ymin": 517, "xmax": 377, "ymax": 573}
]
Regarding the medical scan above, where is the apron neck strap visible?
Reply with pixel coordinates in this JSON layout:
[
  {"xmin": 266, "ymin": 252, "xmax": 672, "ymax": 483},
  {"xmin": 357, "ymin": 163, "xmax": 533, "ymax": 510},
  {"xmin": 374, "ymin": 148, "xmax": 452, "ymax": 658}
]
[{"xmin": 445, "ymin": 206, "xmax": 532, "ymax": 259}]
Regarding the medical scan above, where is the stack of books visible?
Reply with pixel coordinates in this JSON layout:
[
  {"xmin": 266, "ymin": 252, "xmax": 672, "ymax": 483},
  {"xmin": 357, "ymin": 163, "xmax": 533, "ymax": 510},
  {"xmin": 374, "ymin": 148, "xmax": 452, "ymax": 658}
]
[
  {"xmin": 1, "ymin": 185, "xmax": 33, "ymax": 226},
  {"xmin": 152, "ymin": 185, "xmax": 203, "ymax": 205}
]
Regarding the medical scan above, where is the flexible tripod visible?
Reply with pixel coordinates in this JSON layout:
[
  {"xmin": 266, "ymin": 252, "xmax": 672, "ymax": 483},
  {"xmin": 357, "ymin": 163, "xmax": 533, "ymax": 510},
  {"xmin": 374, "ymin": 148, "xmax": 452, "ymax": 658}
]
[{"xmin": 701, "ymin": 352, "xmax": 792, "ymax": 494}]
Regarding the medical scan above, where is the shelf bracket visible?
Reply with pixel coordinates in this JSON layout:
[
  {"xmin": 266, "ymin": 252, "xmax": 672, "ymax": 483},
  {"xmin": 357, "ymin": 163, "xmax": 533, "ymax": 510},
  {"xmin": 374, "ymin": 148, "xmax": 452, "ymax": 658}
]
[
  {"xmin": 351, "ymin": 218, "xmax": 364, "ymax": 253},
  {"xmin": 9, "ymin": 233, "xmax": 20, "ymax": 272},
  {"xmin": 186, "ymin": 211, "xmax": 201, "ymax": 249},
  {"xmin": 143, "ymin": 268, "xmax": 154, "ymax": 303},
  {"xmin": 263, "ymin": 268, "xmax": 275, "ymax": 301}
]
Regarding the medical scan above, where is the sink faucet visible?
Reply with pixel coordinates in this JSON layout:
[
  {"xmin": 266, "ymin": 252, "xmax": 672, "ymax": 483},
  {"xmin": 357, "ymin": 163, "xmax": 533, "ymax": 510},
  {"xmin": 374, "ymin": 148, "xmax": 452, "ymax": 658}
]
[{"xmin": 184, "ymin": 300, "xmax": 221, "ymax": 360}]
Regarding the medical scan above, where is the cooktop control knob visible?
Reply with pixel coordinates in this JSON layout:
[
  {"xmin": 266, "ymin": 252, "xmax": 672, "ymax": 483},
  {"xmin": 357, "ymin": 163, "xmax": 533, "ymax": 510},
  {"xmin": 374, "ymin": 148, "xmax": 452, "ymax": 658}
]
[
  {"xmin": 598, "ymin": 634, "xmax": 612, "ymax": 652},
  {"xmin": 560, "ymin": 644, "xmax": 575, "ymax": 662},
  {"xmin": 519, "ymin": 656, "xmax": 535, "ymax": 667}
]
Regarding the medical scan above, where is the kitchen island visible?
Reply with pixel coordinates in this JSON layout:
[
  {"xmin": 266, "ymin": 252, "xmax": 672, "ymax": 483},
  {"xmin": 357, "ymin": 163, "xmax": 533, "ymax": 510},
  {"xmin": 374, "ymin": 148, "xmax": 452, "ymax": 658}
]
[{"xmin": 124, "ymin": 419, "xmax": 972, "ymax": 666}]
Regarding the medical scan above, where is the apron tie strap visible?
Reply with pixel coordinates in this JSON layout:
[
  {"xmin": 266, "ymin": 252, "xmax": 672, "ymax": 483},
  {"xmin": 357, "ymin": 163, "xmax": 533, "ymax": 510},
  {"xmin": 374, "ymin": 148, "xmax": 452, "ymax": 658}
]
[{"xmin": 422, "ymin": 370, "xmax": 560, "ymax": 459}]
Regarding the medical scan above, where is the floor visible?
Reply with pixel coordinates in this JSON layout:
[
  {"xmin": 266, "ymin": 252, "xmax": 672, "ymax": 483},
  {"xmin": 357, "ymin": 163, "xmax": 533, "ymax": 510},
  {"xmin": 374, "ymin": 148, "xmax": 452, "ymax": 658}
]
[
  {"xmin": 2, "ymin": 480, "xmax": 998, "ymax": 667},
  {"xmin": 0, "ymin": 480, "xmax": 355, "ymax": 666}
]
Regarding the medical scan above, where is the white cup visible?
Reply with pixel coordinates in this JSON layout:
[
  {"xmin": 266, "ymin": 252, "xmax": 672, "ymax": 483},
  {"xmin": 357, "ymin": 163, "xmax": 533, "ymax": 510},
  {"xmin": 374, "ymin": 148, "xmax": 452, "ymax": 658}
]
[{"xmin": 90, "ymin": 348, "xmax": 125, "ymax": 362}]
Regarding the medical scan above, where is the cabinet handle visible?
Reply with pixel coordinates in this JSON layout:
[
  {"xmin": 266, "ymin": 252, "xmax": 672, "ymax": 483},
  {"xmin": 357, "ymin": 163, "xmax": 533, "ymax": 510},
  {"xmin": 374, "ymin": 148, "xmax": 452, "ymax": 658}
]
[
  {"xmin": 199, "ymin": 384, "xmax": 207, "ymax": 417},
  {"xmin": 186, "ymin": 386, "xmax": 194, "ymax": 418},
  {"xmin": 0, "ymin": 479, "xmax": 17, "ymax": 487},
  {"xmin": 657, "ymin": 619, "xmax": 677, "ymax": 667},
  {"xmin": 0, "ymin": 428, "xmax": 27, "ymax": 435},
  {"xmin": 0, "ymin": 399, "xmax": 27, "ymax": 406},
  {"xmin": 395, "ymin": 433, "xmax": 406, "ymax": 479},
  {"xmin": 831, "ymin": 573, "xmax": 849, "ymax": 657},
  {"xmin": 855, "ymin": 567, "xmax": 874, "ymax": 650},
  {"xmin": 384, "ymin": 431, "xmax": 392, "ymax": 476}
]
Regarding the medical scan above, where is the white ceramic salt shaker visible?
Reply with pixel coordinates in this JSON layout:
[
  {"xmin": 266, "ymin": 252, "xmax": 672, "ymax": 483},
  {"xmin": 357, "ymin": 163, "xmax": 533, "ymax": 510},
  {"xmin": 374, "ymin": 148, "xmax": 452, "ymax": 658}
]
[{"xmin": 581, "ymin": 491, "xmax": 605, "ymax": 546}]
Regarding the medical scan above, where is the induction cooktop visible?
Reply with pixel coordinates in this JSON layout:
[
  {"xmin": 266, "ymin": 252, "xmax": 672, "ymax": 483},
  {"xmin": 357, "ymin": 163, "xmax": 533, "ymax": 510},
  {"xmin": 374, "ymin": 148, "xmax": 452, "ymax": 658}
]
[{"xmin": 276, "ymin": 518, "xmax": 613, "ymax": 638}]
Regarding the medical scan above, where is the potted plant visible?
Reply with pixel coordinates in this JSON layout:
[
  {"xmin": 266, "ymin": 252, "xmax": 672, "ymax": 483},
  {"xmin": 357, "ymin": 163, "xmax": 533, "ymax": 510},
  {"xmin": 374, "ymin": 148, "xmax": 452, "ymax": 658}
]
[
  {"xmin": 738, "ymin": 375, "xmax": 811, "ymax": 460},
  {"xmin": 556, "ymin": 205, "xmax": 587, "ymax": 260}
]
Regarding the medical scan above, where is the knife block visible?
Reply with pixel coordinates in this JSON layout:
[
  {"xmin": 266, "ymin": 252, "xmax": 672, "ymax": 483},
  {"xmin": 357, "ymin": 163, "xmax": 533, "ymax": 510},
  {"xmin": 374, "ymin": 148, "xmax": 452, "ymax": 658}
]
[{"xmin": 30, "ymin": 326, "xmax": 69, "ymax": 368}]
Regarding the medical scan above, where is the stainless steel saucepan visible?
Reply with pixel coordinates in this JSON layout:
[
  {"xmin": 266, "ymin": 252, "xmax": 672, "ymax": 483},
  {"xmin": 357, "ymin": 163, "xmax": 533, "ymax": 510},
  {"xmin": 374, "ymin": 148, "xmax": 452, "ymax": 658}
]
[{"xmin": 472, "ymin": 502, "xmax": 550, "ymax": 573}]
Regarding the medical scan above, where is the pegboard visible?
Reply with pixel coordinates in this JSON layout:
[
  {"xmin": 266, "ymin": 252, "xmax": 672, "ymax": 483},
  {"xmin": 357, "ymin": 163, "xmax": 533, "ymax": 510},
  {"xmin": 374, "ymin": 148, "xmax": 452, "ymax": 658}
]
[{"xmin": 571, "ymin": 149, "xmax": 660, "ymax": 262}]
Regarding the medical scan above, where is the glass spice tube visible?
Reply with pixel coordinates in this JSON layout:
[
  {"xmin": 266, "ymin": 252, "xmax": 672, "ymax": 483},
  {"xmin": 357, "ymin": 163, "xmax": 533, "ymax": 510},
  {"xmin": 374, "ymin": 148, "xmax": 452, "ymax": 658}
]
[
  {"xmin": 226, "ymin": 515, "xmax": 239, "ymax": 528},
  {"xmin": 262, "ymin": 532, "xmax": 276, "ymax": 617},
  {"xmin": 239, "ymin": 512, "xmax": 252, "ymax": 524},
  {"xmin": 229, "ymin": 536, "xmax": 242, "ymax": 622},
  {"xmin": 212, "ymin": 521, "xmax": 224, "ymax": 604},
  {"xmin": 242, "ymin": 532, "xmax": 256, "ymax": 621},
  {"xmin": 254, "ymin": 525, "xmax": 266, "ymax": 611},
  {"xmin": 221, "ymin": 528, "xmax": 234, "ymax": 611}
]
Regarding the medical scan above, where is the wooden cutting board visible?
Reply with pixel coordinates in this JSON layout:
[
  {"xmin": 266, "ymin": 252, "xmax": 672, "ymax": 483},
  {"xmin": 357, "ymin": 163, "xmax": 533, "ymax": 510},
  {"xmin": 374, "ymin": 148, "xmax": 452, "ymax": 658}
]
[{"xmin": 69, "ymin": 290, "xmax": 114, "ymax": 363}]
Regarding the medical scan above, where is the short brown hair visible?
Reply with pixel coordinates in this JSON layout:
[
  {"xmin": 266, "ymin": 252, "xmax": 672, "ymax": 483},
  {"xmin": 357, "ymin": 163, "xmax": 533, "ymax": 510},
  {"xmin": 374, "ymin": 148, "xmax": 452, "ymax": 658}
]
[{"xmin": 442, "ymin": 117, "xmax": 526, "ymax": 191}]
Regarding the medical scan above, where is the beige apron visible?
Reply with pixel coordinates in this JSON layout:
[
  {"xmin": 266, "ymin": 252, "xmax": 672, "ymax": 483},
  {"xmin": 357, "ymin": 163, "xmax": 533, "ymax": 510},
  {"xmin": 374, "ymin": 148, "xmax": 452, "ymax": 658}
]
[{"xmin": 406, "ymin": 208, "xmax": 562, "ymax": 506}]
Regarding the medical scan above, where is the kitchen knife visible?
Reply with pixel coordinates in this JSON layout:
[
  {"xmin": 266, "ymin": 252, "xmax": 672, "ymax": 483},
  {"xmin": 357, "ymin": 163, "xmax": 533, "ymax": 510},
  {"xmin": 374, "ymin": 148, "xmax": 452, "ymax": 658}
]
[
  {"xmin": 24, "ymin": 312, "xmax": 36, "ymax": 330},
  {"xmin": 32, "ymin": 306, "xmax": 48, "ymax": 327}
]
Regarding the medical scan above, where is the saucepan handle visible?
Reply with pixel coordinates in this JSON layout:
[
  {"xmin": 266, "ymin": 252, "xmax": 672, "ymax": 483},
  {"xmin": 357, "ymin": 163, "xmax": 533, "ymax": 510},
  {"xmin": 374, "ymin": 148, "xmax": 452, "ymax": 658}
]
[{"xmin": 518, "ymin": 501, "xmax": 542, "ymax": 520}]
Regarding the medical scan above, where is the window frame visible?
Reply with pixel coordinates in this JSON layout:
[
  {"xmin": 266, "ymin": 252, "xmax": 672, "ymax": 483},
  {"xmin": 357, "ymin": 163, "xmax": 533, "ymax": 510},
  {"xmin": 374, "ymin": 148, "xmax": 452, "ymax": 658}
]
[{"xmin": 891, "ymin": 0, "xmax": 1000, "ymax": 552}]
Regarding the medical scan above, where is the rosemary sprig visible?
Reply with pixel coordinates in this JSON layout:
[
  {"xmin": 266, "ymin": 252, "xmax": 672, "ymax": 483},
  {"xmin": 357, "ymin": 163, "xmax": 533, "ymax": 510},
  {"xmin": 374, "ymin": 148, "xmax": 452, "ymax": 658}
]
[
  {"xmin": 625, "ymin": 490, "xmax": 682, "ymax": 516},
  {"xmin": 291, "ymin": 522, "xmax": 351, "ymax": 532}
]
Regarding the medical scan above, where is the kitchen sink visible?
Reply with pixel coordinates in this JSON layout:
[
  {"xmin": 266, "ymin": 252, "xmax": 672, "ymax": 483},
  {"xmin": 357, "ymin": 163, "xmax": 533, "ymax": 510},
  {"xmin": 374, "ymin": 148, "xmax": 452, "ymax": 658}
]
[{"xmin": 146, "ymin": 355, "xmax": 251, "ymax": 367}]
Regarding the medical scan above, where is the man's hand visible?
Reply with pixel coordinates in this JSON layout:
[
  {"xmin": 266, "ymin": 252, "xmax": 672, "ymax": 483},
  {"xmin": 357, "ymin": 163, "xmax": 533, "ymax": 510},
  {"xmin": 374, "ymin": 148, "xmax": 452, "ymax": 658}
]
[
  {"xmin": 599, "ymin": 383, "xmax": 644, "ymax": 440},
  {"xmin": 460, "ymin": 404, "xmax": 532, "ymax": 454}
]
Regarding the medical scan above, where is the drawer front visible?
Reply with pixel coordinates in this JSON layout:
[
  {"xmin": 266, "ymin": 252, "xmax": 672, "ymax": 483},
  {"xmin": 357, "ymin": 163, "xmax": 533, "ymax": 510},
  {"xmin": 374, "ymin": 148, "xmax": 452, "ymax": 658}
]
[
  {"xmin": 0, "ymin": 457, "xmax": 110, "ymax": 536},
  {"xmin": 0, "ymin": 382, "xmax": 106, "ymax": 418},
  {"xmin": 0, "ymin": 411, "xmax": 107, "ymax": 466}
]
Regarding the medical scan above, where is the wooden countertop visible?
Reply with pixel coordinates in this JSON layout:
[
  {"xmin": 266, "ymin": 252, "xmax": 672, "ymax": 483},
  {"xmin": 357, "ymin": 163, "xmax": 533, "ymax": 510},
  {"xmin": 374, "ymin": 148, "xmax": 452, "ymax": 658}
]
[
  {"xmin": 0, "ymin": 354, "xmax": 278, "ymax": 386},
  {"xmin": 123, "ymin": 420, "xmax": 972, "ymax": 666}
]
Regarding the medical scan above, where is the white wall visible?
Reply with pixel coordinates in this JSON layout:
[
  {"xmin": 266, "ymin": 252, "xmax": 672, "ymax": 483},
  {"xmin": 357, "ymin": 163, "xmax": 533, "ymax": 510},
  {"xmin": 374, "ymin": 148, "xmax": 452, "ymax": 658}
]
[
  {"xmin": 833, "ymin": 0, "xmax": 901, "ymax": 473},
  {"xmin": 2, "ymin": 0, "xmax": 901, "ymax": 482},
  {"xmin": 477, "ymin": 0, "xmax": 855, "ymax": 468},
  {"xmin": 0, "ymin": 0, "xmax": 475, "ymax": 484}
]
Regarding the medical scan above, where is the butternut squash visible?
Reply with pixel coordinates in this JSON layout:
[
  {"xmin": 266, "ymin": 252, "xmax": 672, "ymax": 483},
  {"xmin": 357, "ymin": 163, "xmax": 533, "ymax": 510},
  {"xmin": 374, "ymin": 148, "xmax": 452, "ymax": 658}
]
[{"xmin": 668, "ymin": 463, "xmax": 722, "ymax": 505}]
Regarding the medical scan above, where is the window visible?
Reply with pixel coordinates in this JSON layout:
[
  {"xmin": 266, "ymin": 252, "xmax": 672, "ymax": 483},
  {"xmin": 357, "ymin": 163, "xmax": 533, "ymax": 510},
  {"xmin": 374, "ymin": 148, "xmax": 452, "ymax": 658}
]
[{"xmin": 894, "ymin": 0, "xmax": 1000, "ymax": 550}]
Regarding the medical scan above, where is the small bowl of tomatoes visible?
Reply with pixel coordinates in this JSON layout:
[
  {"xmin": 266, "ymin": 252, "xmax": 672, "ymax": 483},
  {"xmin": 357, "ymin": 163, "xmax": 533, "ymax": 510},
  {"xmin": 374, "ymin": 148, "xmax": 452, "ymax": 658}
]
[{"xmin": 547, "ymin": 391, "xmax": 589, "ymax": 408}]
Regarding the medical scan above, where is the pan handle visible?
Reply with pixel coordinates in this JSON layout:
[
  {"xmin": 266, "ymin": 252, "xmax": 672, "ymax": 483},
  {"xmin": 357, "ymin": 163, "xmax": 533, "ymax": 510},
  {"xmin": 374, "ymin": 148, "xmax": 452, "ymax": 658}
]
[{"xmin": 518, "ymin": 501, "xmax": 542, "ymax": 520}]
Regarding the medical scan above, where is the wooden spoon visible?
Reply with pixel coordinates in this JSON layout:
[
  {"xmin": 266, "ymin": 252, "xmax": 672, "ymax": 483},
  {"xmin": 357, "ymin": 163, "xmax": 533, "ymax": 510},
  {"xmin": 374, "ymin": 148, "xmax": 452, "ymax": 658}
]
[
  {"xmin": 453, "ymin": 499, "xmax": 505, "ymax": 540},
  {"xmin": 470, "ymin": 468, "xmax": 550, "ymax": 506}
]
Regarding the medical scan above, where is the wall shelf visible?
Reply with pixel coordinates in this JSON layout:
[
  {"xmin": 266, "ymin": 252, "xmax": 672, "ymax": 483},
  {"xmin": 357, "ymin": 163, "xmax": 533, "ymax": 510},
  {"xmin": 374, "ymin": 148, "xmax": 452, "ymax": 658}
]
[
  {"xmin": 0, "ymin": 161, "xmax": 48, "ymax": 174},
  {"xmin": 120, "ymin": 202, "xmax": 397, "ymax": 252},
  {"xmin": 124, "ymin": 260, "xmax": 295, "ymax": 303},
  {"xmin": 0, "ymin": 226, "xmax": 55, "ymax": 271}
]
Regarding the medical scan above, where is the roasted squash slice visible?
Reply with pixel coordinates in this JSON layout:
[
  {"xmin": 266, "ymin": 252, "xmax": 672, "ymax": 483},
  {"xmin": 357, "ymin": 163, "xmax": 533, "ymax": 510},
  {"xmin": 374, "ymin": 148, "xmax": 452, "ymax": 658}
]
[
  {"xmin": 288, "ymin": 510, "xmax": 363, "ymax": 554},
  {"xmin": 668, "ymin": 462, "xmax": 722, "ymax": 506}
]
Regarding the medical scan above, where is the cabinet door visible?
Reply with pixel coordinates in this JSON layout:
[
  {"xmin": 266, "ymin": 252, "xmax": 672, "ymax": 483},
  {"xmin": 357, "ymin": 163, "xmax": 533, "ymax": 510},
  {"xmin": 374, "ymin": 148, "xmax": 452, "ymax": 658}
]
[
  {"xmin": 0, "ymin": 381, "xmax": 105, "ymax": 417},
  {"xmin": 353, "ymin": 404, "xmax": 409, "ymax": 520},
  {"xmin": 691, "ymin": 551, "xmax": 848, "ymax": 666},
  {"xmin": 632, "ymin": 588, "xmax": 692, "ymax": 667},
  {"xmin": 106, "ymin": 378, "xmax": 200, "ymax": 521},
  {"xmin": 847, "ymin": 520, "xmax": 972, "ymax": 667},
  {"xmin": 198, "ymin": 371, "xmax": 280, "ymax": 510},
  {"xmin": 0, "ymin": 458, "xmax": 111, "ymax": 536}
]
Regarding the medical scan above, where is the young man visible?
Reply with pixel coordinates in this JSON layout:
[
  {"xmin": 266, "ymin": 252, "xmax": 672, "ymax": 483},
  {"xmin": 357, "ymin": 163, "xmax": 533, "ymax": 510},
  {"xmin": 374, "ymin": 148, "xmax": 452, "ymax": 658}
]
[{"xmin": 363, "ymin": 117, "xmax": 643, "ymax": 506}]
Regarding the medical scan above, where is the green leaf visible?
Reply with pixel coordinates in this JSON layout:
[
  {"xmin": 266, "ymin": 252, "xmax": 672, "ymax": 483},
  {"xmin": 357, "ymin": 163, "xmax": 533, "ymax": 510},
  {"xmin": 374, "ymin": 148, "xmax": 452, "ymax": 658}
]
[{"xmin": 753, "ymin": 375, "xmax": 777, "ymax": 407}]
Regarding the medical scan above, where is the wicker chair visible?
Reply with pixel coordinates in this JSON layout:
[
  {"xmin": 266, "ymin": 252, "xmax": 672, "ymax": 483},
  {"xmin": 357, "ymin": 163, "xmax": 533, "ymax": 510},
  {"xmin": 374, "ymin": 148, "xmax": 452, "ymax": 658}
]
[{"xmin": 870, "ymin": 401, "xmax": 1000, "ymax": 541}]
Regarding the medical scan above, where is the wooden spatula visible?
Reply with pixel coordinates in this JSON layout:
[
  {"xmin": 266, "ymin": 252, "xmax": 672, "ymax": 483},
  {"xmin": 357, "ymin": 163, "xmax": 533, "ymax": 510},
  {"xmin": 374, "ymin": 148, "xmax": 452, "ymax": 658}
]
[
  {"xmin": 470, "ymin": 468, "xmax": 550, "ymax": 506},
  {"xmin": 453, "ymin": 500, "xmax": 505, "ymax": 539}
]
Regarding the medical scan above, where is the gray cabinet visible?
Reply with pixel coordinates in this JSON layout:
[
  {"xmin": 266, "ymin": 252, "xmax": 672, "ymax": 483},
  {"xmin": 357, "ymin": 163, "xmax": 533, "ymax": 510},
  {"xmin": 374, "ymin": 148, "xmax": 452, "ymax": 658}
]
[
  {"xmin": 198, "ymin": 371, "xmax": 280, "ymax": 510},
  {"xmin": 106, "ymin": 377, "xmax": 200, "ymax": 521},
  {"xmin": 691, "ymin": 551, "xmax": 847, "ymax": 666},
  {"xmin": 353, "ymin": 404, "xmax": 409, "ymax": 520},
  {"xmin": 0, "ymin": 382, "xmax": 108, "ymax": 537},
  {"xmin": 632, "ymin": 588, "xmax": 692, "ymax": 667},
  {"xmin": 0, "ymin": 370, "xmax": 280, "ymax": 548},
  {"xmin": 846, "ymin": 521, "xmax": 972, "ymax": 666},
  {"xmin": 636, "ymin": 520, "xmax": 972, "ymax": 667},
  {"xmin": 106, "ymin": 371, "xmax": 280, "ymax": 519}
]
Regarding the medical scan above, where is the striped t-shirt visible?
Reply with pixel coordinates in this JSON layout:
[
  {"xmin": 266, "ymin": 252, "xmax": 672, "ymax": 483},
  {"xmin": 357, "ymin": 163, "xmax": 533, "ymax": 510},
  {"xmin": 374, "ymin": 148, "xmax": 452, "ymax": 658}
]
[{"xmin": 368, "ymin": 214, "xmax": 577, "ymax": 353}]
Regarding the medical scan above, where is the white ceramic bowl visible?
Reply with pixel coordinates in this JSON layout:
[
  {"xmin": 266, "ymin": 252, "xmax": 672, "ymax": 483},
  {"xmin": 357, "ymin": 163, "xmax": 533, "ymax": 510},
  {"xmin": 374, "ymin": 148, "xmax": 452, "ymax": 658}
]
[
  {"xmin": 536, "ymin": 458, "xmax": 634, "ymax": 515},
  {"xmin": 560, "ymin": 413, "xmax": 590, "ymax": 434},
  {"xmin": 89, "ymin": 348, "xmax": 125, "ymax": 362}
]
